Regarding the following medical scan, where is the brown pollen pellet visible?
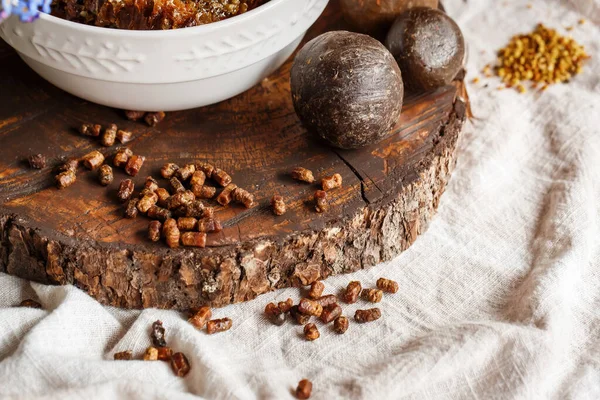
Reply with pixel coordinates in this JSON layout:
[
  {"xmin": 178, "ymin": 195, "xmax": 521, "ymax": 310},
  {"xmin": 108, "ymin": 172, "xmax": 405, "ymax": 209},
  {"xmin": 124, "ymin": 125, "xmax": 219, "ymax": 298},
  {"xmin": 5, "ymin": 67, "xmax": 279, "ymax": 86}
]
[
  {"xmin": 320, "ymin": 303, "xmax": 342, "ymax": 324},
  {"xmin": 188, "ymin": 306, "xmax": 212, "ymax": 330},
  {"xmin": 19, "ymin": 299, "xmax": 42, "ymax": 308},
  {"xmin": 217, "ymin": 183, "xmax": 237, "ymax": 206},
  {"xmin": 98, "ymin": 165, "xmax": 113, "ymax": 186},
  {"xmin": 56, "ymin": 170, "xmax": 76, "ymax": 189},
  {"xmin": 181, "ymin": 232, "xmax": 207, "ymax": 248},
  {"xmin": 139, "ymin": 188, "xmax": 155, "ymax": 199},
  {"xmin": 212, "ymin": 168, "xmax": 232, "ymax": 187},
  {"xmin": 102, "ymin": 124, "xmax": 117, "ymax": 147},
  {"xmin": 155, "ymin": 188, "xmax": 171, "ymax": 206},
  {"xmin": 271, "ymin": 195, "xmax": 286, "ymax": 216},
  {"xmin": 171, "ymin": 352, "xmax": 190, "ymax": 377},
  {"xmin": 333, "ymin": 316, "xmax": 349, "ymax": 334},
  {"xmin": 308, "ymin": 281, "xmax": 325, "ymax": 300},
  {"xmin": 80, "ymin": 123, "xmax": 101, "ymax": 137},
  {"xmin": 232, "ymin": 187, "xmax": 254, "ymax": 208},
  {"xmin": 343, "ymin": 281, "xmax": 362, "ymax": 304},
  {"xmin": 315, "ymin": 294, "xmax": 338, "ymax": 308},
  {"xmin": 157, "ymin": 347, "xmax": 173, "ymax": 362},
  {"xmin": 125, "ymin": 155, "xmax": 145, "ymax": 176},
  {"xmin": 278, "ymin": 298, "xmax": 294, "ymax": 313},
  {"xmin": 206, "ymin": 318, "xmax": 232, "ymax": 334},
  {"xmin": 376, "ymin": 277, "xmax": 399, "ymax": 293},
  {"xmin": 145, "ymin": 176, "xmax": 159, "ymax": 192},
  {"xmin": 173, "ymin": 207, "xmax": 188, "ymax": 219},
  {"xmin": 354, "ymin": 308, "xmax": 381, "ymax": 323},
  {"xmin": 298, "ymin": 298, "xmax": 323, "ymax": 317},
  {"xmin": 290, "ymin": 305, "xmax": 311, "ymax": 325},
  {"xmin": 291, "ymin": 167, "xmax": 315, "ymax": 183},
  {"xmin": 145, "ymin": 111, "xmax": 166, "ymax": 127},
  {"xmin": 314, "ymin": 190, "xmax": 328, "ymax": 213},
  {"xmin": 170, "ymin": 177, "xmax": 186, "ymax": 193},
  {"xmin": 177, "ymin": 217, "xmax": 198, "ymax": 231},
  {"xmin": 143, "ymin": 347, "xmax": 159, "ymax": 361},
  {"xmin": 151, "ymin": 320, "xmax": 167, "ymax": 347},
  {"xmin": 116, "ymin": 130, "xmax": 133, "ymax": 144},
  {"xmin": 189, "ymin": 183, "xmax": 204, "ymax": 198},
  {"xmin": 114, "ymin": 350, "xmax": 133, "ymax": 360},
  {"xmin": 322, "ymin": 173, "xmax": 342, "ymax": 191},
  {"xmin": 167, "ymin": 190, "xmax": 195, "ymax": 210},
  {"xmin": 296, "ymin": 379, "xmax": 313, "ymax": 399},
  {"xmin": 195, "ymin": 185, "xmax": 217, "ymax": 199},
  {"xmin": 124, "ymin": 110, "xmax": 145, "ymax": 121},
  {"xmin": 200, "ymin": 207, "xmax": 214, "ymax": 219},
  {"xmin": 183, "ymin": 200, "xmax": 206, "ymax": 218},
  {"xmin": 361, "ymin": 288, "xmax": 383, "ymax": 303},
  {"xmin": 195, "ymin": 162, "xmax": 215, "ymax": 178},
  {"xmin": 197, "ymin": 217, "xmax": 223, "ymax": 233},
  {"xmin": 125, "ymin": 198, "xmax": 139, "ymax": 218},
  {"xmin": 82, "ymin": 150, "xmax": 105, "ymax": 170},
  {"xmin": 161, "ymin": 163, "xmax": 180, "ymax": 179},
  {"xmin": 177, "ymin": 164, "xmax": 196, "ymax": 181},
  {"xmin": 57, "ymin": 158, "xmax": 79, "ymax": 173},
  {"xmin": 148, "ymin": 220, "xmax": 162, "ymax": 242},
  {"xmin": 303, "ymin": 323, "xmax": 320, "ymax": 341},
  {"xmin": 190, "ymin": 170, "xmax": 206, "ymax": 188},
  {"xmin": 265, "ymin": 302, "xmax": 285, "ymax": 326},
  {"xmin": 163, "ymin": 219, "xmax": 180, "ymax": 249},
  {"xmin": 28, "ymin": 154, "xmax": 46, "ymax": 169},
  {"xmin": 113, "ymin": 147, "xmax": 133, "ymax": 168},
  {"xmin": 148, "ymin": 205, "xmax": 171, "ymax": 221},
  {"xmin": 117, "ymin": 179, "xmax": 135, "ymax": 202}
]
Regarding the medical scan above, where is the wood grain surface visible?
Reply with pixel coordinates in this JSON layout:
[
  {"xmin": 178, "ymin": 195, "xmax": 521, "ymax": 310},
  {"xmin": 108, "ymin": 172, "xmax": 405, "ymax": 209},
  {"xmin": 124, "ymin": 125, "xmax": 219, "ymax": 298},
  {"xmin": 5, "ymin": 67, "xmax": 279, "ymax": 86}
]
[{"xmin": 0, "ymin": 0, "xmax": 469, "ymax": 310}]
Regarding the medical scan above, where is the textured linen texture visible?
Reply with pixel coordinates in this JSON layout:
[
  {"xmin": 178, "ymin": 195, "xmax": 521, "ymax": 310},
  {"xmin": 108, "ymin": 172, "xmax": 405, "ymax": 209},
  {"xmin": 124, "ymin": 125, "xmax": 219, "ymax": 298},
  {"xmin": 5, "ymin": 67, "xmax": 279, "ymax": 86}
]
[{"xmin": 1, "ymin": 0, "xmax": 600, "ymax": 398}]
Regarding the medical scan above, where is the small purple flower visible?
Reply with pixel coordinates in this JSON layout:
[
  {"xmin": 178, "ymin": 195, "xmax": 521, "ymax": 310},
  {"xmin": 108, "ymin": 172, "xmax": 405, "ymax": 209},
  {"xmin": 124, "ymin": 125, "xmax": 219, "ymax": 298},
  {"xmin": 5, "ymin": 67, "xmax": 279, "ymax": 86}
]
[
  {"xmin": 0, "ymin": 0, "xmax": 51, "ymax": 23},
  {"xmin": 1, "ymin": 0, "xmax": 14, "ymax": 17}
]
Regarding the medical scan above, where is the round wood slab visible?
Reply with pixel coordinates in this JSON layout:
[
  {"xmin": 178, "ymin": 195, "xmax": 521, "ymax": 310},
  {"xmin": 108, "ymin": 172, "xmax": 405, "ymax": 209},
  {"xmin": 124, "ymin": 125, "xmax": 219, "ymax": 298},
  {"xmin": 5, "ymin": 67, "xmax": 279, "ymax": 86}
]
[{"xmin": 0, "ymin": 1, "xmax": 469, "ymax": 310}]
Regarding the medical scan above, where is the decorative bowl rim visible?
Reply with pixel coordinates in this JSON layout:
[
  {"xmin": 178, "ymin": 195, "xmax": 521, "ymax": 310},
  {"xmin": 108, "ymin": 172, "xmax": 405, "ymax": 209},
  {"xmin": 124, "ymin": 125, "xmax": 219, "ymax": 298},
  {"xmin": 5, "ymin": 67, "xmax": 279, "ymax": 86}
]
[{"xmin": 37, "ymin": 0, "xmax": 287, "ymax": 36}]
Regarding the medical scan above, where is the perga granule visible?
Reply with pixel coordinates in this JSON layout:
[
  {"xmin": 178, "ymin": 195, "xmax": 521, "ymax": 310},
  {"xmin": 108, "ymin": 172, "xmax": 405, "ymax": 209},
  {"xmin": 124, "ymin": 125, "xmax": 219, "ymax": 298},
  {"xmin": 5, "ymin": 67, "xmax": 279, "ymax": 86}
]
[{"xmin": 494, "ymin": 23, "xmax": 589, "ymax": 92}]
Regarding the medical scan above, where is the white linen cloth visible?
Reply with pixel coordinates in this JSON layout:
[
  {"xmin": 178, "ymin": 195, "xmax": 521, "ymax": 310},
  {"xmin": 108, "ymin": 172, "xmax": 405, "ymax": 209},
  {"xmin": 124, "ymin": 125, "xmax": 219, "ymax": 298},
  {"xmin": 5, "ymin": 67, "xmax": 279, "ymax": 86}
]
[{"xmin": 1, "ymin": 0, "xmax": 600, "ymax": 398}]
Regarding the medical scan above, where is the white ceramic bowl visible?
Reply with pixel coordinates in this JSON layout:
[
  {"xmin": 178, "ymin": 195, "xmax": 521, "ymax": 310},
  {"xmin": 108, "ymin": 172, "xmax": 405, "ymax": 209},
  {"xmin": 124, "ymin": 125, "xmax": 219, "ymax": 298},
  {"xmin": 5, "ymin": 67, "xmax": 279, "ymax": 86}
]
[{"xmin": 0, "ymin": 0, "xmax": 329, "ymax": 111}]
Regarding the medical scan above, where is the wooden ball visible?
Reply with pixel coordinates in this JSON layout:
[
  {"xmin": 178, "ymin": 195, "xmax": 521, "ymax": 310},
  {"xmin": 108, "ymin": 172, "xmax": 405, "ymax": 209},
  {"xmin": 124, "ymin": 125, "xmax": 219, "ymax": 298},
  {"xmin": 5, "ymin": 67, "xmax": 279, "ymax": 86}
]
[
  {"xmin": 291, "ymin": 31, "xmax": 404, "ymax": 150},
  {"xmin": 385, "ymin": 7, "xmax": 465, "ymax": 91},
  {"xmin": 340, "ymin": 0, "xmax": 439, "ymax": 38}
]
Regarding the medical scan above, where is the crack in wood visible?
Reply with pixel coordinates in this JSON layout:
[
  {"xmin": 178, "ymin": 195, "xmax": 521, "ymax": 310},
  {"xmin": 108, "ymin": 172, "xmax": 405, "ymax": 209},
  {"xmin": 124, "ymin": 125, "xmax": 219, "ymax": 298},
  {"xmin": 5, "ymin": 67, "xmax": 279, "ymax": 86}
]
[
  {"xmin": 221, "ymin": 204, "xmax": 266, "ymax": 229},
  {"xmin": 332, "ymin": 149, "xmax": 372, "ymax": 206}
]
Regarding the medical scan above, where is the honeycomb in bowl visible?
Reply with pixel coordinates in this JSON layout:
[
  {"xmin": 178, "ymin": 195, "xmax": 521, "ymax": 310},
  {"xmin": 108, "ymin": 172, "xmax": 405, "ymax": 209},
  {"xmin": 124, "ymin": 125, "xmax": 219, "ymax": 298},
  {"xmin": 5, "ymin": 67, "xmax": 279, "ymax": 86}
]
[{"xmin": 50, "ymin": 0, "xmax": 269, "ymax": 30}]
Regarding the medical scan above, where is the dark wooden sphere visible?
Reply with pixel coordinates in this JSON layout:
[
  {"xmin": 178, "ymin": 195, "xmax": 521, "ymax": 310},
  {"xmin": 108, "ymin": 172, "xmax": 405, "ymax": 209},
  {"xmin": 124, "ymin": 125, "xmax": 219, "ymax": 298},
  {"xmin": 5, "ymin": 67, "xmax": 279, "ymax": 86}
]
[
  {"xmin": 291, "ymin": 31, "xmax": 404, "ymax": 150},
  {"xmin": 385, "ymin": 7, "xmax": 465, "ymax": 91}
]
